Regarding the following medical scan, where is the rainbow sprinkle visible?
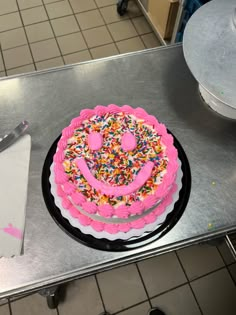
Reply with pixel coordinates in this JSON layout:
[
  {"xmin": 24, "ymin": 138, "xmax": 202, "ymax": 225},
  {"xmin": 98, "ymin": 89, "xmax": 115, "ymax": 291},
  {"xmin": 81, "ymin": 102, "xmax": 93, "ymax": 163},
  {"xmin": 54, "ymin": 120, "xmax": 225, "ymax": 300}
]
[{"xmin": 63, "ymin": 112, "xmax": 168, "ymax": 206}]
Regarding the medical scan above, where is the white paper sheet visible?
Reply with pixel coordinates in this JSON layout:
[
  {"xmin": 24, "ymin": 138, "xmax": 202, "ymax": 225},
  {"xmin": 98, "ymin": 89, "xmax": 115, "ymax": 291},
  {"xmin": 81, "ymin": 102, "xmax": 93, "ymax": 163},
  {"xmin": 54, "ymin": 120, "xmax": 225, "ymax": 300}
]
[{"xmin": 0, "ymin": 134, "xmax": 31, "ymax": 257}]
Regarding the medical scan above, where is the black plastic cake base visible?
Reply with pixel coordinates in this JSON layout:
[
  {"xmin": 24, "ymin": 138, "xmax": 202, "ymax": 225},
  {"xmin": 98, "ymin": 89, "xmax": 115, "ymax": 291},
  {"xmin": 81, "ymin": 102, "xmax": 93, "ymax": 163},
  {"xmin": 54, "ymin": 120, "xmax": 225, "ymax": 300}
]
[{"xmin": 42, "ymin": 131, "xmax": 191, "ymax": 251}]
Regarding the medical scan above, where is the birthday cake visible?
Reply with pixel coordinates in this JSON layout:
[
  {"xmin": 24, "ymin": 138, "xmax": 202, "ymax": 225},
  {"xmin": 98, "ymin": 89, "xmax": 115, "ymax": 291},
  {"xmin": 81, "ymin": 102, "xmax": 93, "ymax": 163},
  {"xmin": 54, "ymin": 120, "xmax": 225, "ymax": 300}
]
[{"xmin": 52, "ymin": 105, "xmax": 179, "ymax": 235}]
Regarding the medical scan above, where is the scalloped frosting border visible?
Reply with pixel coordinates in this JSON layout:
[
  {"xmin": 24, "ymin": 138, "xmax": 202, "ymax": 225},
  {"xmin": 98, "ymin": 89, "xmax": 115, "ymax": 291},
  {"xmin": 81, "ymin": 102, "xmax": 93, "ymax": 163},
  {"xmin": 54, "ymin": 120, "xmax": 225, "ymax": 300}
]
[{"xmin": 54, "ymin": 104, "xmax": 179, "ymax": 232}]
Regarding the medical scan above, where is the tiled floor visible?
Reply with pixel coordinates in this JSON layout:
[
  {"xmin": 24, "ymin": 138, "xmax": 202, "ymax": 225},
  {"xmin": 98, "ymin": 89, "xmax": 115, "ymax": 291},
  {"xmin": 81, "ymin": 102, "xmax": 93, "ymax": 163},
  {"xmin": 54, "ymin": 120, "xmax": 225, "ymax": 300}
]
[
  {"xmin": 0, "ymin": 0, "xmax": 161, "ymax": 77},
  {"xmin": 0, "ymin": 239, "xmax": 235, "ymax": 315}
]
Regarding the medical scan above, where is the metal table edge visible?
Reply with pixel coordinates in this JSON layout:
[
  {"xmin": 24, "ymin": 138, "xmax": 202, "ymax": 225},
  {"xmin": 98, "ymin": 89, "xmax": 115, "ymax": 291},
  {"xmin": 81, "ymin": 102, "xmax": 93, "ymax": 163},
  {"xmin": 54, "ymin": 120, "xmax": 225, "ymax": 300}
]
[
  {"xmin": 1, "ymin": 225, "xmax": 235, "ymax": 299},
  {"xmin": 0, "ymin": 44, "xmax": 182, "ymax": 82}
]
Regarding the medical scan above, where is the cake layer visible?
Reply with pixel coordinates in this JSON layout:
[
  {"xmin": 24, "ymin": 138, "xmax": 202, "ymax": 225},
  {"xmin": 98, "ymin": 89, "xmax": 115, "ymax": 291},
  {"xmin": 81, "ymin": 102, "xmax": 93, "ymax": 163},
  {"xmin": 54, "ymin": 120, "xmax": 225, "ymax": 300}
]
[
  {"xmin": 50, "ymin": 158, "xmax": 182, "ymax": 239},
  {"xmin": 51, "ymin": 167, "xmax": 178, "ymax": 234}
]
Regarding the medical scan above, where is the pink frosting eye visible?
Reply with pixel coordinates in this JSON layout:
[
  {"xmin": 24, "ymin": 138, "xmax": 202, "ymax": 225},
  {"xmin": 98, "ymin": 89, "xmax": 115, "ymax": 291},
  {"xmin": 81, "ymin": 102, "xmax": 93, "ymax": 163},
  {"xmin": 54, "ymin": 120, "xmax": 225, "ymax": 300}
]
[
  {"xmin": 121, "ymin": 132, "xmax": 137, "ymax": 151},
  {"xmin": 88, "ymin": 132, "xmax": 103, "ymax": 150}
]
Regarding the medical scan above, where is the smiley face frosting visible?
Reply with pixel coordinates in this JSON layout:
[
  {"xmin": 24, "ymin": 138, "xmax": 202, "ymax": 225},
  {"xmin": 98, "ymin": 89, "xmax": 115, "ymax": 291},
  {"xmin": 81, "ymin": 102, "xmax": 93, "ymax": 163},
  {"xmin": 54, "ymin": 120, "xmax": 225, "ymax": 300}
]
[{"xmin": 53, "ymin": 105, "xmax": 178, "ymax": 233}]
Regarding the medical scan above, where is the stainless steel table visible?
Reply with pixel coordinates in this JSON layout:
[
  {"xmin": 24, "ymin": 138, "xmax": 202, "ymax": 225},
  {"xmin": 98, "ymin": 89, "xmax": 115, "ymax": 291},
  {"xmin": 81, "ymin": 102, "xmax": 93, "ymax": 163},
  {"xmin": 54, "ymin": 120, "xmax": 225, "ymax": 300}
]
[{"xmin": 0, "ymin": 45, "xmax": 236, "ymax": 299}]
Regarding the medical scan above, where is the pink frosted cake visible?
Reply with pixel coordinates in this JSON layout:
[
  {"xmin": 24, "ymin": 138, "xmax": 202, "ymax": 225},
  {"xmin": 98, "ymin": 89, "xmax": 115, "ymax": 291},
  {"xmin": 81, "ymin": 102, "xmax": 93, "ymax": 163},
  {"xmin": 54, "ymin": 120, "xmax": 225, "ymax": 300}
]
[{"xmin": 53, "ymin": 105, "xmax": 179, "ymax": 235}]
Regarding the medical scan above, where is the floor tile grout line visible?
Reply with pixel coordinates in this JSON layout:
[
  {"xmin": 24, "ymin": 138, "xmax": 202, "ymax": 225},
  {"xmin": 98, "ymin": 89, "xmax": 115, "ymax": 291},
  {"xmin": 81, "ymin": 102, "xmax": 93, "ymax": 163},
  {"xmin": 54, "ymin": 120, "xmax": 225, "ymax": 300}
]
[
  {"xmin": 187, "ymin": 283, "xmax": 205, "ymax": 315},
  {"xmin": 94, "ymin": 2, "xmax": 120, "ymax": 54},
  {"xmin": 227, "ymin": 261, "xmax": 236, "ymax": 267},
  {"xmin": 84, "ymin": 47, "xmax": 93, "ymax": 62},
  {"xmin": 149, "ymin": 281, "xmax": 189, "ymax": 303},
  {"xmin": 135, "ymin": 263, "xmax": 152, "ymax": 308},
  {"xmin": 51, "ymin": 28, "xmax": 80, "ymax": 38},
  {"xmin": 226, "ymin": 265, "xmax": 236, "ymax": 286},
  {"xmin": 1, "ymin": 41, "xmax": 33, "ymax": 52},
  {"xmin": 0, "ymin": 27, "xmax": 154, "ymax": 55},
  {"xmin": 43, "ymin": 0, "xmax": 64, "ymax": 5},
  {"xmin": 44, "ymin": 0, "xmax": 73, "ymax": 20},
  {"xmin": 5, "ymin": 51, "xmax": 76, "ymax": 71},
  {"xmin": 81, "ymin": 0, "xmax": 144, "ymax": 50},
  {"xmin": 0, "ymin": 32, "xmax": 155, "ymax": 72},
  {"xmin": 0, "ymin": 297, "xmax": 9, "ymax": 308},
  {"xmin": 74, "ymin": 21, "xmax": 106, "ymax": 33},
  {"xmin": 41, "ymin": 1, "xmax": 66, "ymax": 65},
  {"xmin": 96, "ymin": 1, "xmax": 137, "ymax": 53},
  {"xmin": 189, "ymin": 265, "xmax": 228, "ymax": 283},
  {"xmin": 36, "ymin": 56, "xmax": 64, "ymax": 67},
  {"xmin": 69, "ymin": 3, "xmax": 112, "ymax": 15},
  {"xmin": 105, "ymin": 24, "xmax": 128, "ymax": 53},
  {"xmin": 17, "ymin": 3, "xmax": 49, "ymax": 13},
  {"xmin": 16, "ymin": 3, "xmax": 45, "ymax": 12},
  {"xmin": 94, "ymin": 274, "xmax": 107, "ymax": 313},
  {"xmin": 93, "ymin": 0, "xmax": 114, "ymax": 8},
  {"xmin": 0, "ymin": 5, "xmax": 152, "ymax": 67},
  {"xmin": 71, "ymin": 11, "xmax": 140, "ymax": 25},
  {"xmin": 18, "ymin": 0, "xmax": 66, "ymax": 13},
  {"xmin": 127, "ymin": 1, "xmax": 144, "ymax": 20},
  {"xmin": 100, "ymin": 6, "xmax": 130, "ymax": 25},
  {"xmin": 94, "ymin": 0, "xmax": 122, "ymax": 9},
  {"xmin": 174, "ymin": 251, "xmax": 190, "ymax": 282},
  {"xmin": 113, "ymin": 299, "xmax": 150, "ymax": 315},
  {"xmin": 0, "ymin": 30, "xmax": 152, "ymax": 55},
  {"xmin": 0, "ymin": 19, "xmax": 56, "ymax": 50},
  {"xmin": 129, "ymin": 17, "xmax": 149, "ymax": 48},
  {"xmin": 104, "ymin": 25, "xmax": 152, "ymax": 53},
  {"xmin": 4, "ymin": 264, "xmax": 232, "ymax": 314},
  {"xmin": 8, "ymin": 299, "xmax": 12, "ymax": 315},
  {"xmin": 6, "ymin": 292, "xmax": 60, "ymax": 315},
  {"xmin": 0, "ymin": 13, "xmax": 152, "ymax": 36},
  {"xmin": 216, "ymin": 241, "xmax": 232, "ymax": 266},
  {"xmin": 6, "ymin": 62, "xmax": 36, "ymax": 72},
  {"xmin": 0, "ymin": 45, "xmax": 7, "ymax": 73},
  {"xmin": 26, "ymin": 35, "xmax": 56, "ymax": 46},
  {"xmin": 2, "ymin": 290, "xmax": 60, "ymax": 311},
  {"xmin": 0, "ymin": 25, "xmax": 37, "ymax": 35},
  {"xmin": 0, "ymin": 10, "xmax": 19, "ymax": 18},
  {"xmin": 14, "ymin": 0, "xmax": 37, "ymax": 73},
  {"xmin": 0, "ymin": 1, "xmax": 114, "ymax": 26},
  {"xmin": 141, "ymin": 37, "xmax": 149, "ymax": 49},
  {"xmin": 9, "ymin": 293, "xmax": 34, "ymax": 305},
  {"xmin": 139, "ymin": 34, "xmax": 150, "ymax": 50},
  {"xmin": 175, "ymin": 247, "xmax": 228, "ymax": 284},
  {"xmin": 175, "ymin": 251, "xmax": 204, "ymax": 315},
  {"xmin": 63, "ymin": 48, "xmax": 89, "ymax": 57},
  {"xmin": 140, "ymin": 33, "xmax": 162, "ymax": 49},
  {"xmin": 67, "ymin": 1, "xmax": 93, "ymax": 60},
  {"xmin": 216, "ymin": 246, "xmax": 236, "ymax": 285},
  {"xmin": 1, "ymin": 36, "xmax": 60, "ymax": 52}
]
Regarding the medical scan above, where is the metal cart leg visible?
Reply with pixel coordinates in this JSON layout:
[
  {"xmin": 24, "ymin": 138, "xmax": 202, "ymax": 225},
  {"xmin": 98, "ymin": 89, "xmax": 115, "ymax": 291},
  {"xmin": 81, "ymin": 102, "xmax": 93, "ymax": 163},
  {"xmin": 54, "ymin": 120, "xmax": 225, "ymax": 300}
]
[
  {"xmin": 225, "ymin": 234, "xmax": 236, "ymax": 260},
  {"xmin": 39, "ymin": 285, "xmax": 60, "ymax": 309},
  {"xmin": 117, "ymin": 0, "xmax": 129, "ymax": 16}
]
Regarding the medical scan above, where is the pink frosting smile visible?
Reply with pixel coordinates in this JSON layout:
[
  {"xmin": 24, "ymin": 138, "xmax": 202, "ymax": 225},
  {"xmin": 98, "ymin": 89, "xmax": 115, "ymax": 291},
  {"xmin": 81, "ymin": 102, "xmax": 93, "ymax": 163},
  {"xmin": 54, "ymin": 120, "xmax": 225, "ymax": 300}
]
[{"xmin": 76, "ymin": 158, "xmax": 154, "ymax": 197}]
